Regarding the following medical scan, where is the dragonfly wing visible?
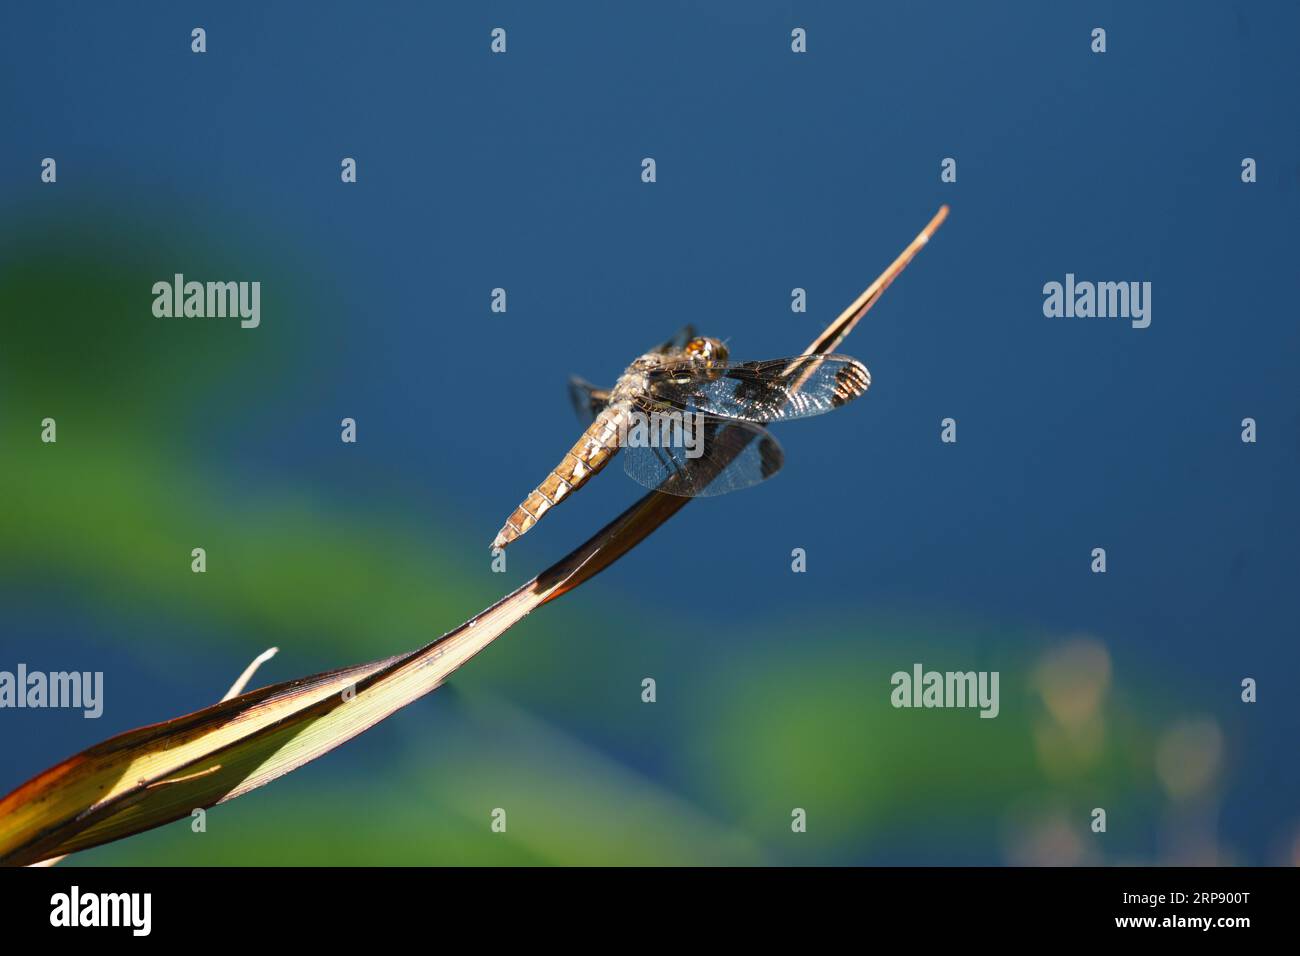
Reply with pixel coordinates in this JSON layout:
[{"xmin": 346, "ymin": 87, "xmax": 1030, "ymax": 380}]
[
  {"xmin": 567, "ymin": 375, "xmax": 611, "ymax": 423},
  {"xmin": 621, "ymin": 410, "xmax": 784, "ymax": 498},
  {"xmin": 650, "ymin": 324, "xmax": 697, "ymax": 355},
  {"xmin": 646, "ymin": 354, "xmax": 870, "ymax": 423}
]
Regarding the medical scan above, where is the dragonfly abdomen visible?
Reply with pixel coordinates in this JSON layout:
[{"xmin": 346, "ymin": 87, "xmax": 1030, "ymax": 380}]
[{"xmin": 491, "ymin": 402, "xmax": 630, "ymax": 550}]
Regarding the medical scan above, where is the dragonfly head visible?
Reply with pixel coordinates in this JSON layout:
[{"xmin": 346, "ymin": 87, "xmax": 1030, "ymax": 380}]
[{"xmin": 685, "ymin": 336, "xmax": 728, "ymax": 369}]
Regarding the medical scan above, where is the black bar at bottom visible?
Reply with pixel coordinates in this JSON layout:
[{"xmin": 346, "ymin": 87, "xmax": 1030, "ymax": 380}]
[{"xmin": 0, "ymin": 865, "xmax": 1289, "ymax": 940}]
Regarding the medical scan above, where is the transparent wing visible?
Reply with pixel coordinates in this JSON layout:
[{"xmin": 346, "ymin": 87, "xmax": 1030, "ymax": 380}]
[
  {"xmin": 620, "ymin": 407, "xmax": 785, "ymax": 498},
  {"xmin": 567, "ymin": 375, "xmax": 610, "ymax": 423},
  {"xmin": 645, "ymin": 354, "xmax": 870, "ymax": 423}
]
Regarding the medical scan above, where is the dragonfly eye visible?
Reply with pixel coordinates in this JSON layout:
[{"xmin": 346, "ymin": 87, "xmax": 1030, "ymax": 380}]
[{"xmin": 686, "ymin": 337, "xmax": 727, "ymax": 367}]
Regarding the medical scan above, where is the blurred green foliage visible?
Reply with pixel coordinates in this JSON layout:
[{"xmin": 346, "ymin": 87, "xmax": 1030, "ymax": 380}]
[{"xmin": 1, "ymin": 212, "xmax": 1194, "ymax": 865}]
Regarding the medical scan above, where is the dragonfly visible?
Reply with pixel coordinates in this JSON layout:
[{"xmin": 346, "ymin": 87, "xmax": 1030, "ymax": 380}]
[{"xmin": 491, "ymin": 325, "xmax": 871, "ymax": 550}]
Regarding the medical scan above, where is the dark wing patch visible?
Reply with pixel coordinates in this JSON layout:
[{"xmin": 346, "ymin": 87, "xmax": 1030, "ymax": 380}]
[{"xmin": 645, "ymin": 354, "xmax": 870, "ymax": 423}]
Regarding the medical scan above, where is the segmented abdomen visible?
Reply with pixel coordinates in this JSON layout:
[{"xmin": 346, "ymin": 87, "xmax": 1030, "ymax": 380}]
[{"xmin": 491, "ymin": 403, "xmax": 629, "ymax": 550}]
